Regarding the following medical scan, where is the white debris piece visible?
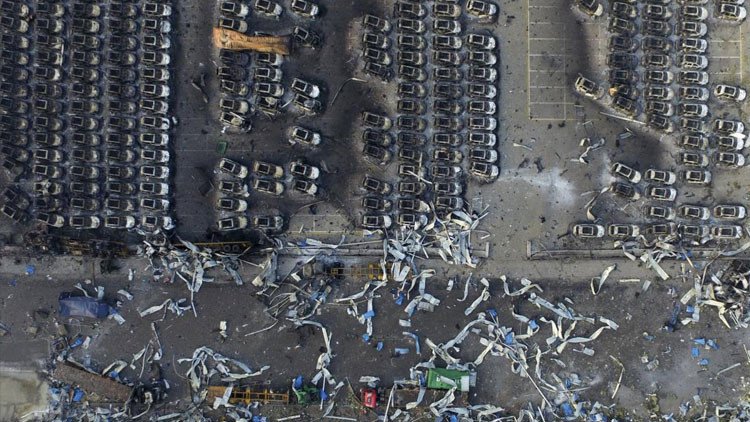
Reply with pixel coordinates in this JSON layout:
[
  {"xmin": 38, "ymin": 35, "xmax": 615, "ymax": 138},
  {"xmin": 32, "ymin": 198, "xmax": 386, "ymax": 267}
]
[
  {"xmin": 219, "ymin": 321, "xmax": 228, "ymax": 339},
  {"xmin": 464, "ymin": 278, "xmax": 490, "ymax": 315},
  {"xmin": 251, "ymin": 252, "xmax": 278, "ymax": 288},
  {"xmin": 116, "ymin": 289, "xmax": 133, "ymax": 301},
  {"xmin": 576, "ymin": 137, "xmax": 605, "ymax": 164},
  {"xmin": 290, "ymin": 319, "xmax": 336, "ymax": 390},
  {"xmin": 139, "ymin": 298, "xmax": 191, "ymax": 318},
  {"xmin": 590, "ymin": 265, "xmax": 616, "ymax": 295}
]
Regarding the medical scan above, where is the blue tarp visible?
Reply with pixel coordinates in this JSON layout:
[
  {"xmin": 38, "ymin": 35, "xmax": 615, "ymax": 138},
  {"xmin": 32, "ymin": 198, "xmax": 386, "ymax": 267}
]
[
  {"xmin": 293, "ymin": 375, "xmax": 303, "ymax": 389},
  {"xmin": 58, "ymin": 293, "xmax": 110, "ymax": 319}
]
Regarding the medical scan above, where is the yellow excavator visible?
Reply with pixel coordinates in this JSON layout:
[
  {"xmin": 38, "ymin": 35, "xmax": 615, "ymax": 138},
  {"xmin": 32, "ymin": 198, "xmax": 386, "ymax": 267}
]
[
  {"xmin": 212, "ymin": 27, "xmax": 290, "ymax": 55},
  {"xmin": 206, "ymin": 385, "xmax": 290, "ymax": 405}
]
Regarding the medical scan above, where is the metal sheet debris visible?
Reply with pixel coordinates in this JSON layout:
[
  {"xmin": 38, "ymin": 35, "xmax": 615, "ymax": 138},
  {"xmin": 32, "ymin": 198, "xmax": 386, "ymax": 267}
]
[
  {"xmin": 178, "ymin": 346, "xmax": 270, "ymax": 398},
  {"xmin": 590, "ymin": 265, "xmax": 616, "ymax": 295}
]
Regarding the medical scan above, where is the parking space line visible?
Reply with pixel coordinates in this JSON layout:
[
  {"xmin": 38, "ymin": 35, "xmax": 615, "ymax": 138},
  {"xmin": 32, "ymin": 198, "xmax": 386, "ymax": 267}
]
[
  {"xmin": 712, "ymin": 56, "xmax": 741, "ymax": 59},
  {"xmin": 527, "ymin": 0, "xmax": 531, "ymax": 120},
  {"xmin": 741, "ymin": 30, "xmax": 744, "ymax": 83},
  {"xmin": 527, "ymin": 0, "xmax": 595, "ymax": 121},
  {"xmin": 529, "ymin": 101, "xmax": 577, "ymax": 105},
  {"xmin": 529, "ymin": 37, "xmax": 600, "ymax": 42}
]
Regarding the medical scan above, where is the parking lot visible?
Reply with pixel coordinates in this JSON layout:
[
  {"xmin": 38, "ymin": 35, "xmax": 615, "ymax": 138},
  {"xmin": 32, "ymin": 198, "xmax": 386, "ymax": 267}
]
[
  {"xmin": 0, "ymin": 0, "xmax": 177, "ymax": 240},
  {"xmin": 709, "ymin": 31, "xmax": 743, "ymax": 82},
  {"xmin": 527, "ymin": 0, "xmax": 606, "ymax": 120},
  {"xmin": 559, "ymin": 0, "xmax": 750, "ymax": 246}
]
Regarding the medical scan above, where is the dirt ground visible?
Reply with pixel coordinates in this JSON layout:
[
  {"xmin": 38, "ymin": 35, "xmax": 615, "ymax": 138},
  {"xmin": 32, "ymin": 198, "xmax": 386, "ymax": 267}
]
[{"xmin": 0, "ymin": 251, "xmax": 748, "ymax": 420}]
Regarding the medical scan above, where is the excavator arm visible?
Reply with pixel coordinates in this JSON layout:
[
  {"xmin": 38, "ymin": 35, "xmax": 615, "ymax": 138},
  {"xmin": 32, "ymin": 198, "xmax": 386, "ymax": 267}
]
[{"xmin": 212, "ymin": 27, "xmax": 290, "ymax": 55}]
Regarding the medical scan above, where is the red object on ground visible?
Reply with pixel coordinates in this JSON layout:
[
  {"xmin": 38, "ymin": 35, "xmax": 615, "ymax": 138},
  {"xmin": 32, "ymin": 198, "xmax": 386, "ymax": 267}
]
[{"xmin": 362, "ymin": 388, "xmax": 377, "ymax": 409}]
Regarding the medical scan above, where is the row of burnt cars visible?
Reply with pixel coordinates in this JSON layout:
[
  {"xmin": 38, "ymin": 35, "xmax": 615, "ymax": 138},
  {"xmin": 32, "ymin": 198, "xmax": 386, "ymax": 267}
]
[
  {"xmin": 575, "ymin": 0, "xmax": 748, "ymax": 184},
  {"xmin": 216, "ymin": 0, "xmax": 326, "ymax": 130},
  {"xmin": 0, "ymin": 0, "xmax": 176, "ymax": 233},
  {"xmin": 212, "ymin": 157, "xmax": 321, "ymax": 232},
  {"xmin": 573, "ymin": 160, "xmax": 747, "ymax": 241},
  {"xmin": 575, "ymin": 0, "xmax": 746, "ymax": 22},
  {"xmin": 357, "ymin": 3, "xmax": 501, "ymax": 230},
  {"xmin": 360, "ymin": 0, "xmax": 499, "ymax": 81},
  {"xmin": 217, "ymin": 0, "xmax": 323, "ymax": 48}
]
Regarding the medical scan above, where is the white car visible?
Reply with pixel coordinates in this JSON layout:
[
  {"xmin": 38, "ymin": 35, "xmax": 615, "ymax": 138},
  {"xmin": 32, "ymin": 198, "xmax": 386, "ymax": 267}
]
[
  {"xmin": 714, "ymin": 84, "xmax": 747, "ymax": 101},
  {"xmin": 679, "ymin": 205, "xmax": 710, "ymax": 220},
  {"xmin": 104, "ymin": 216, "xmax": 136, "ymax": 229},
  {"xmin": 607, "ymin": 224, "xmax": 640, "ymax": 238},
  {"xmin": 647, "ymin": 185, "xmax": 678, "ymax": 201},
  {"xmin": 717, "ymin": 3, "xmax": 747, "ymax": 21},
  {"xmin": 466, "ymin": 0, "xmax": 498, "ymax": 18},
  {"xmin": 715, "ymin": 152, "xmax": 746, "ymax": 167},
  {"xmin": 572, "ymin": 223, "xmax": 605, "ymax": 238},
  {"xmin": 683, "ymin": 169, "xmax": 712, "ymax": 184},
  {"xmin": 711, "ymin": 225, "xmax": 744, "ymax": 239},
  {"xmin": 611, "ymin": 162, "xmax": 641, "ymax": 183},
  {"xmin": 644, "ymin": 169, "xmax": 676, "ymax": 185},
  {"xmin": 713, "ymin": 205, "xmax": 747, "ymax": 220},
  {"xmin": 574, "ymin": 75, "xmax": 603, "ymax": 99},
  {"xmin": 218, "ymin": 158, "xmax": 248, "ymax": 178}
]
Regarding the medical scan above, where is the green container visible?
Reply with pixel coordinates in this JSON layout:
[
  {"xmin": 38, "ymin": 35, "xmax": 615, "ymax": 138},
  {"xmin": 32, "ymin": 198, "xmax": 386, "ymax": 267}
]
[{"xmin": 426, "ymin": 368, "xmax": 471, "ymax": 392}]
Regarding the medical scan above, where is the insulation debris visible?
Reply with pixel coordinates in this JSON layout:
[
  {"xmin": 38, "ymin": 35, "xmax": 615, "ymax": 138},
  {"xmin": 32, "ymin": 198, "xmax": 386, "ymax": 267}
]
[
  {"xmin": 139, "ymin": 298, "xmax": 191, "ymax": 319},
  {"xmin": 575, "ymin": 137, "xmax": 605, "ymax": 164},
  {"xmin": 464, "ymin": 278, "xmax": 490, "ymax": 315},
  {"xmin": 177, "ymin": 346, "xmax": 270, "ymax": 399},
  {"xmin": 590, "ymin": 265, "xmax": 616, "ymax": 295},
  {"xmin": 138, "ymin": 238, "xmax": 251, "ymax": 301}
]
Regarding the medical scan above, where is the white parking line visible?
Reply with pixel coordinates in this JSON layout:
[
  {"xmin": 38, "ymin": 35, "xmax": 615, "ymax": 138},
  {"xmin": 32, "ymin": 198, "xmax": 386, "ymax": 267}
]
[
  {"xmin": 712, "ymin": 56, "xmax": 742, "ymax": 59},
  {"xmin": 529, "ymin": 37, "xmax": 600, "ymax": 42},
  {"xmin": 527, "ymin": 0, "xmax": 603, "ymax": 121}
]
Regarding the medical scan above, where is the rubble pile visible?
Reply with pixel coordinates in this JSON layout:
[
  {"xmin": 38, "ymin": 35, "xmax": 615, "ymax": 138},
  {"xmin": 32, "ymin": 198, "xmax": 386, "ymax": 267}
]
[
  {"xmin": 179, "ymin": 346, "xmax": 270, "ymax": 406},
  {"xmin": 696, "ymin": 260, "xmax": 750, "ymax": 329},
  {"xmin": 138, "ymin": 238, "xmax": 247, "ymax": 313},
  {"xmin": 383, "ymin": 209, "xmax": 487, "ymax": 270}
]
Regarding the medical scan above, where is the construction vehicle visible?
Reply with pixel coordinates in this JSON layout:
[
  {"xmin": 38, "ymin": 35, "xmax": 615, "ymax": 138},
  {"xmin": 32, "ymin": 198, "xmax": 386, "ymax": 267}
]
[
  {"xmin": 173, "ymin": 240, "xmax": 253, "ymax": 254},
  {"xmin": 361, "ymin": 384, "xmax": 469, "ymax": 410},
  {"xmin": 212, "ymin": 27, "xmax": 290, "ymax": 55},
  {"xmin": 426, "ymin": 368, "xmax": 474, "ymax": 392},
  {"xmin": 325, "ymin": 262, "xmax": 386, "ymax": 281},
  {"xmin": 206, "ymin": 385, "xmax": 290, "ymax": 405},
  {"xmin": 301, "ymin": 260, "xmax": 386, "ymax": 281}
]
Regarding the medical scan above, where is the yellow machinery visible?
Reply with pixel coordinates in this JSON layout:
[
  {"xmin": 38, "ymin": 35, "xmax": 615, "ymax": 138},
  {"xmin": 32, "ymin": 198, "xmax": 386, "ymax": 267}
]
[
  {"xmin": 174, "ymin": 241, "xmax": 253, "ymax": 255},
  {"xmin": 212, "ymin": 27, "xmax": 290, "ymax": 55},
  {"xmin": 206, "ymin": 386, "xmax": 290, "ymax": 405},
  {"xmin": 326, "ymin": 263, "xmax": 386, "ymax": 281}
]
